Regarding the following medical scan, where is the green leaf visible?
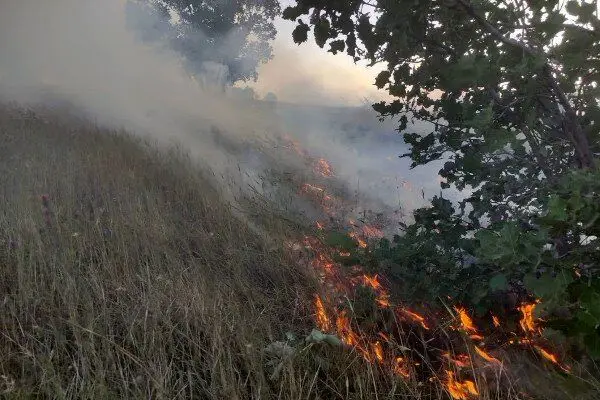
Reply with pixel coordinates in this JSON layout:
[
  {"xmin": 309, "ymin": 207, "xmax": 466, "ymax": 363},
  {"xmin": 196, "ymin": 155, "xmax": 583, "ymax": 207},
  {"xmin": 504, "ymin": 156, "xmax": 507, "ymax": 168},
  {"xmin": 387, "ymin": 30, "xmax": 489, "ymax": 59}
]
[
  {"xmin": 565, "ymin": 1, "xmax": 579, "ymax": 15},
  {"xmin": 523, "ymin": 270, "xmax": 573, "ymax": 300},
  {"xmin": 282, "ymin": 6, "xmax": 302, "ymax": 21},
  {"xmin": 375, "ymin": 70, "xmax": 392, "ymax": 89},
  {"xmin": 314, "ymin": 18, "xmax": 331, "ymax": 48},
  {"xmin": 489, "ymin": 273, "xmax": 508, "ymax": 291},
  {"xmin": 546, "ymin": 195, "xmax": 568, "ymax": 221},
  {"xmin": 292, "ymin": 21, "xmax": 310, "ymax": 44},
  {"xmin": 329, "ymin": 39, "xmax": 345, "ymax": 54}
]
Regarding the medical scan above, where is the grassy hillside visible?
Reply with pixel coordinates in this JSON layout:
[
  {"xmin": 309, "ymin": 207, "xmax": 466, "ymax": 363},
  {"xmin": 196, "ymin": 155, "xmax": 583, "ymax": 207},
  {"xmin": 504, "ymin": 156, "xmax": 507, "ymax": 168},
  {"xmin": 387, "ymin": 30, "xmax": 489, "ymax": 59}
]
[
  {"xmin": 2, "ymin": 104, "xmax": 599, "ymax": 400},
  {"xmin": 0, "ymin": 104, "xmax": 317, "ymax": 398}
]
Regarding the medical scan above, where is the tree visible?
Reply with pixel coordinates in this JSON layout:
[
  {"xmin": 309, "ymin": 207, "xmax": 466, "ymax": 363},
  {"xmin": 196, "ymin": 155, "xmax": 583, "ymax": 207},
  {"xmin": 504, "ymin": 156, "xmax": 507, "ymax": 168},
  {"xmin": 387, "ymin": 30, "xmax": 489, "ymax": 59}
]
[
  {"xmin": 127, "ymin": 0, "xmax": 280, "ymax": 84},
  {"xmin": 283, "ymin": 1, "xmax": 600, "ymax": 356},
  {"xmin": 283, "ymin": 0, "xmax": 599, "ymax": 225}
]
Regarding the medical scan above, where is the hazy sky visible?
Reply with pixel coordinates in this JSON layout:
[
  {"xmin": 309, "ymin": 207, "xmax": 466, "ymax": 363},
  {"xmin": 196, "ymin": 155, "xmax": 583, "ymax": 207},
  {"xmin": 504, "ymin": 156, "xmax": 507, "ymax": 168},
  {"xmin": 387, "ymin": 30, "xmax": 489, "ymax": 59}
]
[{"xmin": 250, "ymin": 15, "xmax": 392, "ymax": 106}]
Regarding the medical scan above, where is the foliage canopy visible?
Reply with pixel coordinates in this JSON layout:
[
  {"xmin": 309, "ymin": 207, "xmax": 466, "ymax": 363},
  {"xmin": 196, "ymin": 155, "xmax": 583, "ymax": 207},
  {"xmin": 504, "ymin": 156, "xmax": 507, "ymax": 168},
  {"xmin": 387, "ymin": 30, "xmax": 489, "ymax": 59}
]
[{"xmin": 284, "ymin": 0, "xmax": 600, "ymax": 358}]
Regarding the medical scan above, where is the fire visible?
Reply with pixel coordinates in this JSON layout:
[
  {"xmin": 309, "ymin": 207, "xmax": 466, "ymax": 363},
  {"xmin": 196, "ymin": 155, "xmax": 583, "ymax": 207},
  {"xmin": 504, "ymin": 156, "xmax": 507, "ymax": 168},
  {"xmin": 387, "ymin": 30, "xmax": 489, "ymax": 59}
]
[
  {"xmin": 455, "ymin": 307, "xmax": 478, "ymax": 334},
  {"xmin": 359, "ymin": 274, "xmax": 391, "ymax": 307},
  {"xmin": 349, "ymin": 232, "xmax": 368, "ymax": 248},
  {"xmin": 336, "ymin": 311, "xmax": 361, "ymax": 347},
  {"xmin": 372, "ymin": 341, "xmax": 384, "ymax": 362},
  {"xmin": 399, "ymin": 308, "xmax": 430, "ymax": 330},
  {"xmin": 362, "ymin": 225, "xmax": 384, "ymax": 238},
  {"xmin": 535, "ymin": 346, "xmax": 570, "ymax": 372},
  {"xmin": 474, "ymin": 346, "xmax": 501, "ymax": 364},
  {"xmin": 445, "ymin": 371, "xmax": 479, "ymax": 400},
  {"xmin": 519, "ymin": 301, "xmax": 541, "ymax": 335},
  {"xmin": 314, "ymin": 295, "xmax": 331, "ymax": 331},
  {"xmin": 301, "ymin": 183, "xmax": 325, "ymax": 194},
  {"xmin": 535, "ymin": 346, "xmax": 558, "ymax": 364},
  {"xmin": 393, "ymin": 356, "xmax": 411, "ymax": 378},
  {"xmin": 492, "ymin": 315, "xmax": 500, "ymax": 328},
  {"xmin": 314, "ymin": 158, "xmax": 334, "ymax": 177},
  {"xmin": 376, "ymin": 294, "xmax": 391, "ymax": 308},
  {"xmin": 361, "ymin": 274, "xmax": 383, "ymax": 290},
  {"xmin": 443, "ymin": 352, "xmax": 471, "ymax": 368},
  {"xmin": 288, "ymin": 132, "xmax": 573, "ymax": 394}
]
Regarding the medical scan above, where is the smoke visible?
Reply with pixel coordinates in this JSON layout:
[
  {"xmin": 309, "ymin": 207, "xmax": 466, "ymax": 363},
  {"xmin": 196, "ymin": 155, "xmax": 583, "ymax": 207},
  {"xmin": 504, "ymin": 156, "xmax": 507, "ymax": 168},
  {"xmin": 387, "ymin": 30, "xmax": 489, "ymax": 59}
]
[
  {"xmin": 0, "ymin": 0, "xmax": 279, "ymax": 173},
  {"xmin": 0, "ymin": 0, "xmax": 453, "ymax": 225}
]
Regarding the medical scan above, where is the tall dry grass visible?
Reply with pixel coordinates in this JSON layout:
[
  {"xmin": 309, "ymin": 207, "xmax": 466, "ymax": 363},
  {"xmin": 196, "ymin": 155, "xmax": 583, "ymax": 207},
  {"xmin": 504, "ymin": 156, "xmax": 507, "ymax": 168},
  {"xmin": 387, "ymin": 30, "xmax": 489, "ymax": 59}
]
[
  {"xmin": 0, "ymin": 104, "xmax": 318, "ymax": 398},
  {"xmin": 1, "ymin": 104, "xmax": 598, "ymax": 400}
]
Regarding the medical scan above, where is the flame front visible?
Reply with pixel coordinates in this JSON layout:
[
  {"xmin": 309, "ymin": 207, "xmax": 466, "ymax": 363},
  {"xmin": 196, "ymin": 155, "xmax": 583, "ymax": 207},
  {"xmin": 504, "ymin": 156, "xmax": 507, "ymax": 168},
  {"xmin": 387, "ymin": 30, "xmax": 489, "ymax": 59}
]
[
  {"xmin": 474, "ymin": 346, "xmax": 501, "ymax": 364},
  {"xmin": 445, "ymin": 371, "xmax": 479, "ymax": 399},
  {"xmin": 315, "ymin": 158, "xmax": 334, "ymax": 177},
  {"xmin": 455, "ymin": 307, "xmax": 478, "ymax": 334},
  {"xmin": 284, "ymin": 133, "xmax": 571, "ymax": 396},
  {"xmin": 399, "ymin": 308, "xmax": 430, "ymax": 330},
  {"xmin": 519, "ymin": 301, "xmax": 541, "ymax": 335},
  {"xmin": 314, "ymin": 295, "xmax": 331, "ymax": 331}
]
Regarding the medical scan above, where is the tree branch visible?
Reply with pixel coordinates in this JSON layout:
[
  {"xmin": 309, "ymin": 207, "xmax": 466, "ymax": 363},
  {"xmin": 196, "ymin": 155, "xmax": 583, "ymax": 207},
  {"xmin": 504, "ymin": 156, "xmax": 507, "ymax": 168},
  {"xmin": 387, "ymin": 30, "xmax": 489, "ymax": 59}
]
[
  {"xmin": 455, "ymin": 0, "xmax": 596, "ymax": 168},
  {"xmin": 455, "ymin": 0, "xmax": 538, "ymax": 56}
]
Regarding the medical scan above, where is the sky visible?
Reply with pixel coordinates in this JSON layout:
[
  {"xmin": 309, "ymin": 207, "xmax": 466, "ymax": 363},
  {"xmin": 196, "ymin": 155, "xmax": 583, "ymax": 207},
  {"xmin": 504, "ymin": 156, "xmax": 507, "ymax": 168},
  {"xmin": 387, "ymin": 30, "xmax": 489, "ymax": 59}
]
[{"xmin": 250, "ymin": 15, "xmax": 392, "ymax": 106}]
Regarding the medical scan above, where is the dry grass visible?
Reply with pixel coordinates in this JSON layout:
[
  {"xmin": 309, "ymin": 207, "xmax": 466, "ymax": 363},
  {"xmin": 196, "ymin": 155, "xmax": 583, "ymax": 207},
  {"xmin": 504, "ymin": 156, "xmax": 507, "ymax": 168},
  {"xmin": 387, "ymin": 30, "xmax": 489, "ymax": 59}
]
[
  {"xmin": 0, "ymin": 104, "xmax": 316, "ymax": 399},
  {"xmin": 1, "ymin": 104, "xmax": 599, "ymax": 400}
]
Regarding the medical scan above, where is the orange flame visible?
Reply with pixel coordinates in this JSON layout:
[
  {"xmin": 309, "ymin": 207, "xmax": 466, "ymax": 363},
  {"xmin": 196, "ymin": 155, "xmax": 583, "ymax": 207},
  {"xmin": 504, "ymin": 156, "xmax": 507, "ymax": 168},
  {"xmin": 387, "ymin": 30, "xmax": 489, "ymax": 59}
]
[
  {"xmin": 314, "ymin": 158, "xmax": 334, "ymax": 177},
  {"xmin": 362, "ymin": 225, "xmax": 384, "ymax": 238},
  {"xmin": 336, "ymin": 311, "xmax": 360, "ymax": 347},
  {"xmin": 534, "ymin": 346, "xmax": 570, "ymax": 372},
  {"xmin": 393, "ymin": 356, "xmax": 411, "ymax": 378},
  {"xmin": 455, "ymin": 307, "xmax": 478, "ymax": 334},
  {"xmin": 492, "ymin": 315, "xmax": 500, "ymax": 328},
  {"xmin": 349, "ymin": 232, "xmax": 368, "ymax": 248},
  {"xmin": 474, "ymin": 346, "xmax": 501, "ymax": 364},
  {"xmin": 445, "ymin": 371, "xmax": 479, "ymax": 399},
  {"xmin": 314, "ymin": 295, "xmax": 331, "ymax": 331},
  {"xmin": 301, "ymin": 183, "xmax": 325, "ymax": 194},
  {"xmin": 399, "ymin": 308, "xmax": 430, "ymax": 330},
  {"xmin": 519, "ymin": 301, "xmax": 541, "ymax": 335},
  {"xmin": 371, "ymin": 341, "xmax": 384, "ymax": 362},
  {"xmin": 376, "ymin": 294, "xmax": 391, "ymax": 308},
  {"xmin": 442, "ymin": 352, "xmax": 471, "ymax": 368},
  {"xmin": 362, "ymin": 274, "xmax": 383, "ymax": 291}
]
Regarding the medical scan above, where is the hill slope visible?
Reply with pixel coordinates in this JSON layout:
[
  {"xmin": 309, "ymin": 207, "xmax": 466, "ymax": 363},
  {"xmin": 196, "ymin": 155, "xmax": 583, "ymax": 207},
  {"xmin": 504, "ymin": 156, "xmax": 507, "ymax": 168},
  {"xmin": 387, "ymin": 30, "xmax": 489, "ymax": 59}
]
[{"xmin": 0, "ymin": 104, "xmax": 314, "ymax": 398}]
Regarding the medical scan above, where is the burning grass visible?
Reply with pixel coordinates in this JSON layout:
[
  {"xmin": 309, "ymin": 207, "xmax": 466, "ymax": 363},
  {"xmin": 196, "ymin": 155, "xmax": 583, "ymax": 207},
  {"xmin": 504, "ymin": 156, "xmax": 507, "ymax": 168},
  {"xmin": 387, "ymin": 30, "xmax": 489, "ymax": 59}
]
[{"xmin": 1, "ymin": 104, "xmax": 599, "ymax": 399}]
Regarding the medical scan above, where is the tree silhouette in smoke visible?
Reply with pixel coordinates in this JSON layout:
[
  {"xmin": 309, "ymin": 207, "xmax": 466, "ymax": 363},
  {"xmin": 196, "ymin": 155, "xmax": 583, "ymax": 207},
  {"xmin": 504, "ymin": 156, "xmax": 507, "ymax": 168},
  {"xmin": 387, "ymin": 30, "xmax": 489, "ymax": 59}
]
[{"xmin": 126, "ymin": 0, "xmax": 280, "ymax": 85}]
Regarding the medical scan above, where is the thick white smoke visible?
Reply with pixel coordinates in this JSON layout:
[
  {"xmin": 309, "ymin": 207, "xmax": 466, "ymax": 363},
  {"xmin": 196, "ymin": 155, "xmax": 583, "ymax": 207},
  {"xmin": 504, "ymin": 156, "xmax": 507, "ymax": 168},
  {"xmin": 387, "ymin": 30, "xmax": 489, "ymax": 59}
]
[
  {"xmin": 0, "ymin": 0, "xmax": 450, "ymax": 222},
  {"xmin": 0, "ymin": 0, "xmax": 279, "ymax": 166}
]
